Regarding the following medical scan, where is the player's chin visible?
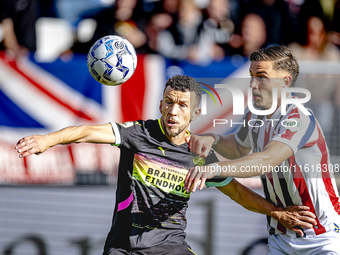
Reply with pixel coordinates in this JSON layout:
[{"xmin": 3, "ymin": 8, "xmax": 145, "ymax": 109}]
[
  {"xmin": 167, "ymin": 129, "xmax": 178, "ymax": 137},
  {"xmin": 253, "ymin": 101, "xmax": 263, "ymax": 108},
  {"xmin": 165, "ymin": 127, "xmax": 179, "ymax": 137}
]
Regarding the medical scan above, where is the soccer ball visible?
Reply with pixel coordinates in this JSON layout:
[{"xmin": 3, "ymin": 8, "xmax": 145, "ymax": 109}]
[{"xmin": 87, "ymin": 35, "xmax": 137, "ymax": 86}]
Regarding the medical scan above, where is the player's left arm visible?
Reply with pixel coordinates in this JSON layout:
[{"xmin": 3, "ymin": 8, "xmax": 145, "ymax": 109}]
[
  {"xmin": 218, "ymin": 179, "xmax": 317, "ymax": 237},
  {"xmin": 185, "ymin": 140, "xmax": 293, "ymax": 192}
]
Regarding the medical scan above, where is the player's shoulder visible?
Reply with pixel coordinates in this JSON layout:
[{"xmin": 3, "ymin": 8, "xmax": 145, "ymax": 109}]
[
  {"xmin": 282, "ymin": 105, "xmax": 316, "ymax": 133},
  {"xmin": 118, "ymin": 120, "xmax": 144, "ymax": 129},
  {"xmin": 285, "ymin": 104, "xmax": 315, "ymax": 122}
]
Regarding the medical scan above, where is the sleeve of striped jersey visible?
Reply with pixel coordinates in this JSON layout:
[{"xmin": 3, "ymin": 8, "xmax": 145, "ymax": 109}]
[
  {"xmin": 234, "ymin": 111, "xmax": 251, "ymax": 148},
  {"xmin": 206, "ymin": 177, "xmax": 233, "ymax": 188},
  {"xmin": 271, "ymin": 109, "xmax": 317, "ymax": 154}
]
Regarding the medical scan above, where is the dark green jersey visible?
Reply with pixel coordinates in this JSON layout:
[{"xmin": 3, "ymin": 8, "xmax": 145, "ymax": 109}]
[{"xmin": 103, "ymin": 119, "xmax": 232, "ymax": 253}]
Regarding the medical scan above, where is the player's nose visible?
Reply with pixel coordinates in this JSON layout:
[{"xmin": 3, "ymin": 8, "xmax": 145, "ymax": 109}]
[
  {"xmin": 169, "ymin": 104, "xmax": 179, "ymax": 115},
  {"xmin": 249, "ymin": 77, "xmax": 258, "ymax": 89}
]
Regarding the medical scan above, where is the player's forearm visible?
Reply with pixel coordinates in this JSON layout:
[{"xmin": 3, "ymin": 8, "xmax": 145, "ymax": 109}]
[
  {"xmin": 47, "ymin": 125, "xmax": 90, "ymax": 145},
  {"xmin": 214, "ymin": 152, "xmax": 273, "ymax": 178},
  {"xmin": 213, "ymin": 141, "xmax": 293, "ymax": 178},
  {"xmin": 219, "ymin": 180, "xmax": 278, "ymax": 216},
  {"xmin": 47, "ymin": 124, "xmax": 115, "ymax": 145},
  {"xmin": 16, "ymin": 124, "xmax": 115, "ymax": 158}
]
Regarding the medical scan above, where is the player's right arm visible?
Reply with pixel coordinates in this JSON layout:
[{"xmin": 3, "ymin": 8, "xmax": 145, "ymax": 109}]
[
  {"xmin": 15, "ymin": 123, "xmax": 115, "ymax": 158},
  {"xmin": 218, "ymin": 179, "xmax": 317, "ymax": 237},
  {"xmin": 188, "ymin": 133, "xmax": 251, "ymax": 159}
]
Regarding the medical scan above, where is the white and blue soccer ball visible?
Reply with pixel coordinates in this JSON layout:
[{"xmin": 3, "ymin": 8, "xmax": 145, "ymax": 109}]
[{"xmin": 87, "ymin": 35, "xmax": 137, "ymax": 86}]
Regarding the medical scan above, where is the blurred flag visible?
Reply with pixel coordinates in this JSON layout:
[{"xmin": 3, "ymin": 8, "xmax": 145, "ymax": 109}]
[{"xmin": 0, "ymin": 51, "xmax": 247, "ymax": 184}]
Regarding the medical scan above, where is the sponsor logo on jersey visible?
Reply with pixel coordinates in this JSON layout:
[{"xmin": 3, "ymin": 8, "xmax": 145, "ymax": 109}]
[
  {"xmin": 283, "ymin": 118, "xmax": 302, "ymax": 132},
  {"xmin": 157, "ymin": 147, "xmax": 169, "ymax": 156},
  {"xmin": 132, "ymin": 154, "xmax": 190, "ymax": 197},
  {"xmin": 119, "ymin": 121, "xmax": 134, "ymax": 128},
  {"xmin": 119, "ymin": 121, "xmax": 142, "ymax": 128}
]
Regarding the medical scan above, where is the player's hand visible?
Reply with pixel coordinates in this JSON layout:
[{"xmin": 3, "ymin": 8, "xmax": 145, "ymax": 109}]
[
  {"xmin": 271, "ymin": 205, "xmax": 317, "ymax": 237},
  {"xmin": 15, "ymin": 135, "xmax": 52, "ymax": 158},
  {"xmin": 185, "ymin": 134, "xmax": 215, "ymax": 158},
  {"xmin": 185, "ymin": 166, "xmax": 216, "ymax": 193}
]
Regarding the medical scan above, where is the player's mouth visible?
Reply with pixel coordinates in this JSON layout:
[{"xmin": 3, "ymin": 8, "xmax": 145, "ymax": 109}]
[
  {"xmin": 167, "ymin": 119, "xmax": 177, "ymax": 127},
  {"xmin": 253, "ymin": 93, "xmax": 261, "ymax": 100}
]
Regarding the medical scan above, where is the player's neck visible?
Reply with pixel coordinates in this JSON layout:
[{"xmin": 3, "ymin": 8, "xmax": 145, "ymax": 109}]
[
  {"xmin": 168, "ymin": 132, "xmax": 187, "ymax": 146},
  {"xmin": 267, "ymin": 102, "xmax": 281, "ymax": 119}
]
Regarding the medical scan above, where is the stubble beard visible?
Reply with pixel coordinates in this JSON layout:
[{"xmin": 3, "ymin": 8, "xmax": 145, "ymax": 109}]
[{"xmin": 162, "ymin": 118, "xmax": 187, "ymax": 139}]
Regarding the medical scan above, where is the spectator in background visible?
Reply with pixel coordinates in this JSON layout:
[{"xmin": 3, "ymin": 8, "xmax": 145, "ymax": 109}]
[
  {"xmin": 63, "ymin": 0, "xmax": 147, "ymax": 55},
  {"xmin": 289, "ymin": 15, "xmax": 340, "ymax": 152},
  {"xmin": 328, "ymin": 0, "xmax": 340, "ymax": 48},
  {"xmin": 143, "ymin": 13, "xmax": 173, "ymax": 54},
  {"xmin": 141, "ymin": 0, "xmax": 180, "ymax": 54},
  {"xmin": 331, "ymin": 82, "xmax": 340, "ymax": 155},
  {"xmin": 156, "ymin": 0, "xmax": 215, "ymax": 65},
  {"xmin": 238, "ymin": 0, "xmax": 296, "ymax": 46},
  {"xmin": 297, "ymin": 0, "xmax": 340, "ymax": 50},
  {"xmin": 162, "ymin": 0, "xmax": 180, "ymax": 19},
  {"xmin": 202, "ymin": 0, "xmax": 235, "ymax": 60},
  {"xmin": 289, "ymin": 16, "xmax": 340, "ymax": 61},
  {"xmin": 228, "ymin": 13, "xmax": 267, "ymax": 57},
  {"xmin": 298, "ymin": 0, "xmax": 339, "ymax": 35},
  {"xmin": 0, "ymin": 0, "xmax": 37, "ymax": 59}
]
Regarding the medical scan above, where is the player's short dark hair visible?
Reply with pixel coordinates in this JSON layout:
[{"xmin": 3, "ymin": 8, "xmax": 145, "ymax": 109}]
[
  {"xmin": 164, "ymin": 75, "xmax": 202, "ymax": 107},
  {"xmin": 249, "ymin": 46, "xmax": 299, "ymax": 86}
]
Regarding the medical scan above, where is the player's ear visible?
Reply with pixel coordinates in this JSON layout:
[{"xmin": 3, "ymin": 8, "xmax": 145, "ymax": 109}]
[
  {"xmin": 159, "ymin": 100, "xmax": 163, "ymax": 114},
  {"xmin": 283, "ymin": 75, "xmax": 291, "ymax": 87},
  {"xmin": 191, "ymin": 107, "xmax": 201, "ymax": 121}
]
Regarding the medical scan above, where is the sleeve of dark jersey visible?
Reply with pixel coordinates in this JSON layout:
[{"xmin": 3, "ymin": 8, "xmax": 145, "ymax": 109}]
[{"xmin": 109, "ymin": 120, "xmax": 144, "ymax": 149}]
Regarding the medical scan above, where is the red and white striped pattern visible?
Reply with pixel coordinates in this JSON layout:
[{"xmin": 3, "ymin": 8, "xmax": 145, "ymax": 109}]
[{"xmin": 235, "ymin": 104, "xmax": 340, "ymax": 237}]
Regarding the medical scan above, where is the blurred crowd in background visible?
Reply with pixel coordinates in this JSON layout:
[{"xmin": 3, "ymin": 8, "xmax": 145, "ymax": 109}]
[{"xmin": 1, "ymin": 0, "xmax": 340, "ymax": 63}]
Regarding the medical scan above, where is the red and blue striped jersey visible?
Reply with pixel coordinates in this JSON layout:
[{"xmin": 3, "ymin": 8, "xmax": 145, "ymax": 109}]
[{"xmin": 235, "ymin": 103, "xmax": 340, "ymax": 237}]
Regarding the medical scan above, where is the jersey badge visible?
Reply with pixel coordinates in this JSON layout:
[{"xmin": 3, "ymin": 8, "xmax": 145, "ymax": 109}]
[{"xmin": 193, "ymin": 156, "xmax": 205, "ymax": 166}]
